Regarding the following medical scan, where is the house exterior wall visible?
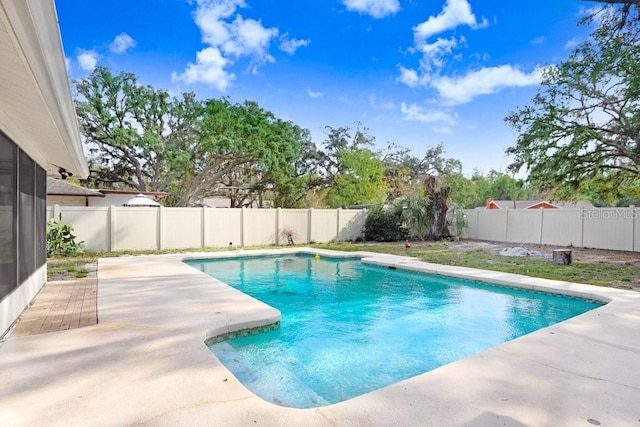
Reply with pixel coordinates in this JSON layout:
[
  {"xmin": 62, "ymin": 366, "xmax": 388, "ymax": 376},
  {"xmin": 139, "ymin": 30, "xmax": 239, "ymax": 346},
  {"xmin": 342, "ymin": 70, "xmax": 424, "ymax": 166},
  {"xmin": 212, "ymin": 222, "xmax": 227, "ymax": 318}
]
[
  {"xmin": 89, "ymin": 194, "xmax": 142, "ymax": 207},
  {"xmin": 0, "ymin": 132, "xmax": 47, "ymax": 335},
  {"xmin": 0, "ymin": 1, "xmax": 88, "ymax": 336}
]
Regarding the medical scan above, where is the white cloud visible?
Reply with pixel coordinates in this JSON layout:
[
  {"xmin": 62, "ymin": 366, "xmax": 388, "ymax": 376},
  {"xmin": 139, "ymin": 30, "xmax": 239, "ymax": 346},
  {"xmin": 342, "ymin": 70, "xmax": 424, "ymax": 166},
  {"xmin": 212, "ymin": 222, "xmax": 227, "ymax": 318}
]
[
  {"xmin": 417, "ymin": 36, "xmax": 460, "ymax": 71},
  {"xmin": 171, "ymin": 47, "xmax": 235, "ymax": 92},
  {"xmin": 530, "ymin": 35, "xmax": 545, "ymax": 45},
  {"xmin": 307, "ymin": 88, "xmax": 324, "ymax": 98},
  {"xmin": 174, "ymin": 0, "xmax": 282, "ymax": 90},
  {"xmin": 110, "ymin": 33, "xmax": 137, "ymax": 54},
  {"xmin": 77, "ymin": 50, "xmax": 98, "ymax": 71},
  {"xmin": 342, "ymin": 0, "xmax": 400, "ymax": 18},
  {"xmin": 369, "ymin": 94, "xmax": 394, "ymax": 110},
  {"xmin": 397, "ymin": 66, "xmax": 423, "ymax": 87},
  {"xmin": 221, "ymin": 15, "xmax": 278, "ymax": 59},
  {"xmin": 279, "ymin": 34, "xmax": 310, "ymax": 54},
  {"xmin": 414, "ymin": 0, "xmax": 487, "ymax": 41},
  {"xmin": 400, "ymin": 102, "xmax": 457, "ymax": 127},
  {"xmin": 565, "ymin": 38, "xmax": 580, "ymax": 50},
  {"xmin": 432, "ymin": 65, "xmax": 544, "ymax": 105}
]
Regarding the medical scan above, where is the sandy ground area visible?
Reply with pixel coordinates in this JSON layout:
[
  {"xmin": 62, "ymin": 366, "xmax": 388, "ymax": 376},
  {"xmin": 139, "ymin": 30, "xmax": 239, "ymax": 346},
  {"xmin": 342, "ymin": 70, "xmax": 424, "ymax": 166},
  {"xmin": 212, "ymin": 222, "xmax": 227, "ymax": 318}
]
[{"xmin": 448, "ymin": 240, "xmax": 640, "ymax": 265}]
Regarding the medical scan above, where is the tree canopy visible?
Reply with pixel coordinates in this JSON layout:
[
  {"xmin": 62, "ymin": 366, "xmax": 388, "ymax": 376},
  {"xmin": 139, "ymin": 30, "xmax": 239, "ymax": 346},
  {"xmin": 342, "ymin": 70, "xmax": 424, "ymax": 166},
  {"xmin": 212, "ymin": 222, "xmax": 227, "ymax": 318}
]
[
  {"xmin": 76, "ymin": 68, "xmax": 531, "ymax": 214},
  {"xmin": 75, "ymin": 67, "xmax": 200, "ymax": 193},
  {"xmin": 505, "ymin": 3, "xmax": 640, "ymax": 198},
  {"xmin": 74, "ymin": 68, "xmax": 306, "ymax": 207}
]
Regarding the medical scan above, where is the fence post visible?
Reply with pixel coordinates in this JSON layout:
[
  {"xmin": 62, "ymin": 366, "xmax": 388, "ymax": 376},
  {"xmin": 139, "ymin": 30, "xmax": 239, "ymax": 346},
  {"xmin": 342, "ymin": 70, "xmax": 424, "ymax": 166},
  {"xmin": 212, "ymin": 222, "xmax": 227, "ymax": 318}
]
[
  {"xmin": 336, "ymin": 208, "xmax": 342, "ymax": 241},
  {"xmin": 539, "ymin": 208, "xmax": 544, "ymax": 244},
  {"xmin": 241, "ymin": 207, "xmax": 246, "ymax": 247},
  {"xmin": 362, "ymin": 208, "xmax": 367, "ymax": 239},
  {"xmin": 580, "ymin": 207, "xmax": 585, "ymax": 247},
  {"xmin": 53, "ymin": 204, "xmax": 60, "ymax": 220},
  {"xmin": 157, "ymin": 206, "xmax": 164, "ymax": 250},
  {"xmin": 505, "ymin": 208, "xmax": 510, "ymax": 242},
  {"xmin": 308, "ymin": 208, "xmax": 313, "ymax": 243},
  {"xmin": 109, "ymin": 205, "xmax": 116, "ymax": 252},
  {"xmin": 631, "ymin": 205, "xmax": 636, "ymax": 252},
  {"xmin": 201, "ymin": 206, "xmax": 207, "ymax": 248},
  {"xmin": 275, "ymin": 207, "xmax": 281, "ymax": 245}
]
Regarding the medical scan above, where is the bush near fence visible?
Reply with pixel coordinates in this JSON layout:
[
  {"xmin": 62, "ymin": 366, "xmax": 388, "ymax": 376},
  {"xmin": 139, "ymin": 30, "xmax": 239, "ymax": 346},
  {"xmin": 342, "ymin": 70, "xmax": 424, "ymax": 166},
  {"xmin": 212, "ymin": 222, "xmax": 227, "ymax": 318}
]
[{"xmin": 47, "ymin": 206, "xmax": 367, "ymax": 252}]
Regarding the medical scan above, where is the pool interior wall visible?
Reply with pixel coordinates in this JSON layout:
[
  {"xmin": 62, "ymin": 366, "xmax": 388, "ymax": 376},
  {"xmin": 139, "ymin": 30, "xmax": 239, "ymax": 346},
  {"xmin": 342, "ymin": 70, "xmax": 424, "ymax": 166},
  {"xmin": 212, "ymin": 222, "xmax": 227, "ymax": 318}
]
[{"xmin": 186, "ymin": 252, "xmax": 603, "ymax": 408}]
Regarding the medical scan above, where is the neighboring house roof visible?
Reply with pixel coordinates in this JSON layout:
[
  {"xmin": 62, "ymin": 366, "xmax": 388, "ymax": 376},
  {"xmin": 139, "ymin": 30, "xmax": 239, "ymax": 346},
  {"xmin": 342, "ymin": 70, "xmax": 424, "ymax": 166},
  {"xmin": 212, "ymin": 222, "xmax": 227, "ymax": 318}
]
[
  {"xmin": 47, "ymin": 177, "xmax": 104, "ymax": 197},
  {"xmin": 483, "ymin": 198, "xmax": 594, "ymax": 209}
]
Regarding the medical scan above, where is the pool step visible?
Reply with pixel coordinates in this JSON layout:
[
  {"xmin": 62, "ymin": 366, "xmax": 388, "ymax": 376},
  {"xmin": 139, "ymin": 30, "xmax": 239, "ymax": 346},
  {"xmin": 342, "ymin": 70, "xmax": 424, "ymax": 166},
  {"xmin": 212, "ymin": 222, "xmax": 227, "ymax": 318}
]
[{"xmin": 212, "ymin": 342, "xmax": 330, "ymax": 408}]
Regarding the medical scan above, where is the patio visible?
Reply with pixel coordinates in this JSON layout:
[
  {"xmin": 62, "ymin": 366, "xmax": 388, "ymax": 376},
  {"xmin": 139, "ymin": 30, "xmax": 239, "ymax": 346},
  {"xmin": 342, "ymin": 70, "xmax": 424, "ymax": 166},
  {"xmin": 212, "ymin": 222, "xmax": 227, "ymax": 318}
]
[{"xmin": 1, "ymin": 248, "xmax": 639, "ymax": 426}]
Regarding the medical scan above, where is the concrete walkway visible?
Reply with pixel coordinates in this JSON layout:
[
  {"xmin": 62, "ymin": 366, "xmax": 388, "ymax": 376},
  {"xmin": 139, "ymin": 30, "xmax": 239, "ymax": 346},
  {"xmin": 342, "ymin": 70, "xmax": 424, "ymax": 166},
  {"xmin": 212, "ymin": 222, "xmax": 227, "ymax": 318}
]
[
  {"xmin": 10, "ymin": 278, "xmax": 97, "ymax": 336},
  {"xmin": 1, "ymin": 248, "xmax": 639, "ymax": 426}
]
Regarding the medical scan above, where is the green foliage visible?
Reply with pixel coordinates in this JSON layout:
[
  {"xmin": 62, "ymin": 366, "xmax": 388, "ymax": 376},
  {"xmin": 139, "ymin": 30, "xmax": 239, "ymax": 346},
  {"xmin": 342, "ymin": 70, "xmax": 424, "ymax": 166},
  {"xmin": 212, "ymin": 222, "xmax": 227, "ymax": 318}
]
[
  {"xmin": 447, "ymin": 206, "xmax": 468, "ymax": 238},
  {"xmin": 74, "ymin": 67, "xmax": 200, "ymax": 194},
  {"xmin": 325, "ymin": 148, "xmax": 388, "ymax": 208},
  {"xmin": 382, "ymin": 142, "xmax": 462, "ymax": 202},
  {"xmin": 177, "ymin": 98, "xmax": 305, "ymax": 207},
  {"xmin": 505, "ymin": 3, "xmax": 640, "ymax": 197},
  {"xmin": 47, "ymin": 214, "xmax": 84, "ymax": 257},
  {"xmin": 445, "ymin": 170, "xmax": 533, "ymax": 208},
  {"xmin": 364, "ymin": 205, "xmax": 407, "ymax": 242},
  {"xmin": 396, "ymin": 195, "xmax": 433, "ymax": 240}
]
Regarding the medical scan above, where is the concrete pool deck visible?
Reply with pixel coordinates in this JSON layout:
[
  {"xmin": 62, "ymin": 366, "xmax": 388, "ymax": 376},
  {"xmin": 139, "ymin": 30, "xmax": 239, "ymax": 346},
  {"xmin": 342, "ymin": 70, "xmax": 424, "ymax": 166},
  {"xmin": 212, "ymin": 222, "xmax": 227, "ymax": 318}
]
[{"xmin": 1, "ymin": 248, "xmax": 639, "ymax": 426}]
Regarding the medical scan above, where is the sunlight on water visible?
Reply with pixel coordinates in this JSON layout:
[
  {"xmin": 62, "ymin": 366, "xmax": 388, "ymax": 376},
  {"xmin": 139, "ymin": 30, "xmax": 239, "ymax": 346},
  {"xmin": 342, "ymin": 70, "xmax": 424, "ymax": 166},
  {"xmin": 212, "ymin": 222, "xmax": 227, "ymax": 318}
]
[{"xmin": 186, "ymin": 254, "xmax": 601, "ymax": 408}]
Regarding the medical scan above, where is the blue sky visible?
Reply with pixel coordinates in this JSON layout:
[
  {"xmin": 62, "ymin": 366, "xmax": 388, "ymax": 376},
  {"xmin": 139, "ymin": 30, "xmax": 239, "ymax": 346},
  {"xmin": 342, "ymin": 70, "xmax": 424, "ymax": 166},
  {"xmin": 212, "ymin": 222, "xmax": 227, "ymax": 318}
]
[{"xmin": 55, "ymin": 0, "xmax": 595, "ymax": 175}]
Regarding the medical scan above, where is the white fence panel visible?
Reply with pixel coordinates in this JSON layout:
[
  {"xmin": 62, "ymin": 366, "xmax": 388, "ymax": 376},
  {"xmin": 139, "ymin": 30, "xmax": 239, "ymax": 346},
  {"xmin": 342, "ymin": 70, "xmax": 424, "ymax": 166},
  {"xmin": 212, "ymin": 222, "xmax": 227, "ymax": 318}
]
[
  {"xmin": 583, "ymin": 209, "xmax": 634, "ymax": 251},
  {"xmin": 311, "ymin": 209, "xmax": 338, "ymax": 243},
  {"xmin": 540, "ymin": 209, "xmax": 583, "ymax": 247},
  {"xmin": 506, "ymin": 209, "xmax": 542, "ymax": 244},
  {"xmin": 338, "ymin": 209, "xmax": 365, "ymax": 241},
  {"xmin": 206, "ymin": 209, "xmax": 242, "ymax": 248},
  {"xmin": 113, "ymin": 208, "xmax": 158, "ymax": 251},
  {"xmin": 244, "ymin": 209, "xmax": 278, "ymax": 246},
  {"xmin": 280, "ymin": 209, "xmax": 309, "ymax": 244},
  {"xmin": 462, "ymin": 209, "xmax": 479, "ymax": 240},
  {"xmin": 162, "ymin": 208, "xmax": 202, "ymax": 250},
  {"xmin": 48, "ymin": 206, "xmax": 110, "ymax": 252},
  {"xmin": 476, "ymin": 210, "xmax": 508, "ymax": 242},
  {"xmin": 462, "ymin": 207, "xmax": 640, "ymax": 252}
]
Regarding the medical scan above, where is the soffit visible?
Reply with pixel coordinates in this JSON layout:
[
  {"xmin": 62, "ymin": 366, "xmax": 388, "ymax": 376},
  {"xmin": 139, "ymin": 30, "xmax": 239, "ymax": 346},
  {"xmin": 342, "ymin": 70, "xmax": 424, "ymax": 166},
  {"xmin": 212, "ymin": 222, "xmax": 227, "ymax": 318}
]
[{"xmin": 0, "ymin": 1, "xmax": 88, "ymax": 177}]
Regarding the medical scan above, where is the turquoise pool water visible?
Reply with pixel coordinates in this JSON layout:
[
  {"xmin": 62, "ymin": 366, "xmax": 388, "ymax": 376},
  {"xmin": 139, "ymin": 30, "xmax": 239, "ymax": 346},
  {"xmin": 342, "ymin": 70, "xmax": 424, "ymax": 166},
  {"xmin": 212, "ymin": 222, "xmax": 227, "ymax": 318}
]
[{"xmin": 186, "ymin": 254, "xmax": 601, "ymax": 408}]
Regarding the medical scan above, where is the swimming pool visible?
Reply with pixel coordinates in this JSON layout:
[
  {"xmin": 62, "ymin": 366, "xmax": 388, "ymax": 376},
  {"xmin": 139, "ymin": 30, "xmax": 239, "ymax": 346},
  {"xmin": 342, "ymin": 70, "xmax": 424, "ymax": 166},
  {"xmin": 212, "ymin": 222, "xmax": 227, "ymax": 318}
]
[{"xmin": 186, "ymin": 254, "xmax": 601, "ymax": 408}]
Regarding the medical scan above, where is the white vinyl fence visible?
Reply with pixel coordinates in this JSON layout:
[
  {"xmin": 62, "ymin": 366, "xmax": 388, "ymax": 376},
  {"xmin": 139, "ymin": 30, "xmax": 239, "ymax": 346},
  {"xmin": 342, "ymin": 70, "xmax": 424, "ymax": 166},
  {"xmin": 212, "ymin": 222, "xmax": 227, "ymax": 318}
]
[
  {"xmin": 462, "ymin": 207, "xmax": 640, "ymax": 252},
  {"xmin": 47, "ymin": 206, "xmax": 366, "ymax": 252}
]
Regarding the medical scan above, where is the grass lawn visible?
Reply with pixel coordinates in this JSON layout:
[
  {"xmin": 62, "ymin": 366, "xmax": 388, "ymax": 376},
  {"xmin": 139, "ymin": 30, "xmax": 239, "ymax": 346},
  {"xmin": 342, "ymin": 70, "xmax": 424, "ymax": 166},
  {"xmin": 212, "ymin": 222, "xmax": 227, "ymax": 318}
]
[
  {"xmin": 47, "ymin": 241, "xmax": 639, "ymax": 290},
  {"xmin": 316, "ymin": 241, "xmax": 639, "ymax": 289}
]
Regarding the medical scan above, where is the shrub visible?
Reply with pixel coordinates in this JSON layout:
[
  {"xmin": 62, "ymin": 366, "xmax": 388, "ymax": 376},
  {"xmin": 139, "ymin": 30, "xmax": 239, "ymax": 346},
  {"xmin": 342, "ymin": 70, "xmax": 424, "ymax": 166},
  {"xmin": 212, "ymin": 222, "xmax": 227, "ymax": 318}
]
[
  {"xmin": 280, "ymin": 227, "xmax": 297, "ymax": 245},
  {"xmin": 364, "ymin": 205, "xmax": 408, "ymax": 242},
  {"xmin": 447, "ymin": 206, "xmax": 468, "ymax": 239},
  {"xmin": 47, "ymin": 214, "xmax": 84, "ymax": 256}
]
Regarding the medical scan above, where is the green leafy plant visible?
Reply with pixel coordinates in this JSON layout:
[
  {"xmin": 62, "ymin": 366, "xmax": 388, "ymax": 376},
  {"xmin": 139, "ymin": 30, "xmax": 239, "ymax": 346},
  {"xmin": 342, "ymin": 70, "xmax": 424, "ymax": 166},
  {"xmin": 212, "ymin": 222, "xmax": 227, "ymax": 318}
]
[
  {"xmin": 397, "ymin": 195, "xmax": 434, "ymax": 241},
  {"xmin": 447, "ymin": 206, "xmax": 468, "ymax": 240},
  {"xmin": 47, "ymin": 214, "xmax": 84, "ymax": 256},
  {"xmin": 364, "ymin": 205, "xmax": 408, "ymax": 242}
]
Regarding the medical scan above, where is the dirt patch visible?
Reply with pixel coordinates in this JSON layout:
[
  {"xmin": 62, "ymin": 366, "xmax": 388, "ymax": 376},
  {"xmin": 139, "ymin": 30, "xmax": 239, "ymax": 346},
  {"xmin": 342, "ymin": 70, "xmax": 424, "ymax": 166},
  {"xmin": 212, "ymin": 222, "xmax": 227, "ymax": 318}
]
[{"xmin": 448, "ymin": 240, "xmax": 640, "ymax": 266}]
